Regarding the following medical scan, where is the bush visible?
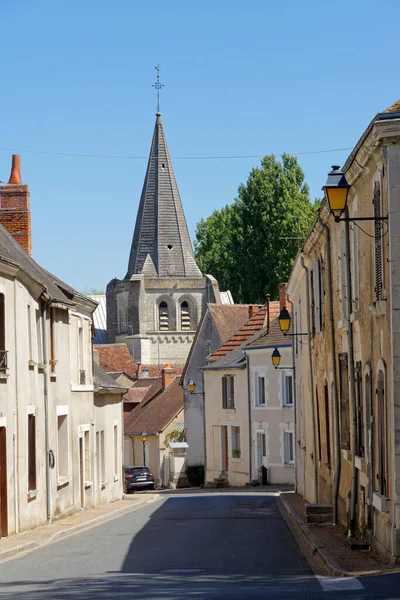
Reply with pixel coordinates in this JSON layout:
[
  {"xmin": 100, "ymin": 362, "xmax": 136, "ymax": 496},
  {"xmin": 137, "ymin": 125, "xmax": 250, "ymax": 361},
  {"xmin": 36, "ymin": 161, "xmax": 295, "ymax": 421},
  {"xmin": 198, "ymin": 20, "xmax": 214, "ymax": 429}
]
[{"xmin": 186, "ymin": 463, "xmax": 205, "ymax": 487}]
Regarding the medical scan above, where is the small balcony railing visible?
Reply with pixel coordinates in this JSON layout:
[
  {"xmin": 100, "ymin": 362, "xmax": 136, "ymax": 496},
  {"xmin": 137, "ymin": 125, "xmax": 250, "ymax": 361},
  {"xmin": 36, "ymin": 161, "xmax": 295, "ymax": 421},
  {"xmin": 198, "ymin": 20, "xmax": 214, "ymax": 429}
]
[{"xmin": 0, "ymin": 350, "xmax": 8, "ymax": 371}]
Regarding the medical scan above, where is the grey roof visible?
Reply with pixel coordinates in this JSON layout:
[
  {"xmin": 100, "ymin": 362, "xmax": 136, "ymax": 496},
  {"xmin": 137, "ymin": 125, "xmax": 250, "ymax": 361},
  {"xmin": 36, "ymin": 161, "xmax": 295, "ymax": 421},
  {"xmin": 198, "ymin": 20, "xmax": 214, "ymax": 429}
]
[
  {"xmin": 93, "ymin": 362, "xmax": 127, "ymax": 392},
  {"xmin": 126, "ymin": 113, "xmax": 202, "ymax": 279},
  {"xmin": 202, "ymin": 347, "xmax": 246, "ymax": 371},
  {"xmin": 0, "ymin": 220, "xmax": 95, "ymax": 309},
  {"xmin": 89, "ymin": 294, "xmax": 107, "ymax": 344}
]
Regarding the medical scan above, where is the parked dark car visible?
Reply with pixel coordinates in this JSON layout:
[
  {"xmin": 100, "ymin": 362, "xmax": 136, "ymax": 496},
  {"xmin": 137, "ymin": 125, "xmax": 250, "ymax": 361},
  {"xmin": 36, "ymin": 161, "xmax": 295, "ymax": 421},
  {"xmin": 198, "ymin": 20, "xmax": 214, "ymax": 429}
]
[{"xmin": 124, "ymin": 466, "xmax": 156, "ymax": 493}]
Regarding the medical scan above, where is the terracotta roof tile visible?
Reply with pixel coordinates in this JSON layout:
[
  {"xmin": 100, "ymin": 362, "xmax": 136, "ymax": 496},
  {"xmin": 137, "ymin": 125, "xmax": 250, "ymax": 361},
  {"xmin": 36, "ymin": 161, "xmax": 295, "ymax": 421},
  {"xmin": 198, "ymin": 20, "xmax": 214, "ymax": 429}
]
[
  {"xmin": 94, "ymin": 344, "xmax": 136, "ymax": 378},
  {"xmin": 208, "ymin": 301, "xmax": 280, "ymax": 361},
  {"xmin": 244, "ymin": 317, "xmax": 293, "ymax": 349},
  {"xmin": 124, "ymin": 378, "xmax": 183, "ymax": 435},
  {"xmin": 208, "ymin": 304, "xmax": 261, "ymax": 343},
  {"xmin": 384, "ymin": 100, "xmax": 400, "ymax": 113}
]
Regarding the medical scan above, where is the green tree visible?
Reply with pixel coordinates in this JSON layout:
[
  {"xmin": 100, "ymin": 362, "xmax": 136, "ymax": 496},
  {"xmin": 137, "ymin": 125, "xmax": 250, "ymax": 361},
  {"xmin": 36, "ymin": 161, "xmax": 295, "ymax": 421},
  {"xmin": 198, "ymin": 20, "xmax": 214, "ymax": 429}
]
[{"xmin": 194, "ymin": 154, "xmax": 318, "ymax": 303}]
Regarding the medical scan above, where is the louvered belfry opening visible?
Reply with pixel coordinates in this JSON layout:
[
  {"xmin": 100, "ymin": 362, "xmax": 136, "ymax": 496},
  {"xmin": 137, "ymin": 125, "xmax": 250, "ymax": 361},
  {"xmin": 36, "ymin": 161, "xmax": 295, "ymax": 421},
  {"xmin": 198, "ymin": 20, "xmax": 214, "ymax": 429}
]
[
  {"xmin": 159, "ymin": 301, "xmax": 169, "ymax": 331},
  {"xmin": 181, "ymin": 301, "xmax": 191, "ymax": 330},
  {"xmin": 374, "ymin": 181, "xmax": 383, "ymax": 301}
]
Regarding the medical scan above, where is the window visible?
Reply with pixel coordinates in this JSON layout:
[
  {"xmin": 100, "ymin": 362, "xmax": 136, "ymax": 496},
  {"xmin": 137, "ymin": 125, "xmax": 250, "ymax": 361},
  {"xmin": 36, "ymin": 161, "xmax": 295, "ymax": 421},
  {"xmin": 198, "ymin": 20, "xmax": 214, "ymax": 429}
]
[
  {"xmin": 84, "ymin": 430, "xmax": 90, "ymax": 482},
  {"xmin": 36, "ymin": 309, "xmax": 43, "ymax": 365},
  {"xmin": 27, "ymin": 305, "xmax": 33, "ymax": 362},
  {"xmin": 284, "ymin": 431, "xmax": 294, "ymax": 464},
  {"xmin": 316, "ymin": 387, "xmax": 322, "ymax": 460},
  {"xmin": 231, "ymin": 426, "xmax": 241, "ymax": 458},
  {"xmin": 28, "ymin": 413, "xmax": 36, "ymax": 491},
  {"xmin": 50, "ymin": 308, "xmax": 56, "ymax": 374},
  {"xmin": 282, "ymin": 374, "xmax": 293, "ymax": 407},
  {"xmin": 78, "ymin": 322, "xmax": 85, "ymax": 383},
  {"xmin": 57, "ymin": 411, "xmax": 69, "ymax": 480},
  {"xmin": 114, "ymin": 424, "xmax": 118, "ymax": 477},
  {"xmin": 256, "ymin": 375, "xmax": 266, "ymax": 406},
  {"xmin": 181, "ymin": 301, "xmax": 191, "ymax": 331},
  {"xmin": 100, "ymin": 430, "xmax": 105, "ymax": 483},
  {"xmin": 339, "ymin": 353, "xmax": 350, "ymax": 449},
  {"xmin": 159, "ymin": 301, "xmax": 169, "ymax": 331},
  {"xmin": 340, "ymin": 231, "xmax": 348, "ymax": 320},
  {"xmin": 374, "ymin": 181, "xmax": 384, "ymax": 301},
  {"xmin": 355, "ymin": 362, "xmax": 364, "ymax": 457},
  {"xmin": 377, "ymin": 370, "xmax": 387, "ymax": 496},
  {"xmin": 222, "ymin": 375, "xmax": 235, "ymax": 409},
  {"xmin": 324, "ymin": 384, "xmax": 331, "ymax": 466}
]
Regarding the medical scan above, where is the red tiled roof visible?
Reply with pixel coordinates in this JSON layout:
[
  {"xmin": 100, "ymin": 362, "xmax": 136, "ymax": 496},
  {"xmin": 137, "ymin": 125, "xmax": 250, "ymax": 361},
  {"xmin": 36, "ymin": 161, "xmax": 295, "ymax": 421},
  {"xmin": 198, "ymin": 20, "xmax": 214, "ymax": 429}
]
[
  {"xmin": 384, "ymin": 100, "xmax": 400, "ymax": 113},
  {"xmin": 208, "ymin": 304, "xmax": 261, "ymax": 343},
  {"xmin": 124, "ymin": 377, "xmax": 183, "ymax": 435},
  {"xmin": 95, "ymin": 343, "xmax": 136, "ymax": 378},
  {"xmin": 208, "ymin": 301, "xmax": 280, "ymax": 361}
]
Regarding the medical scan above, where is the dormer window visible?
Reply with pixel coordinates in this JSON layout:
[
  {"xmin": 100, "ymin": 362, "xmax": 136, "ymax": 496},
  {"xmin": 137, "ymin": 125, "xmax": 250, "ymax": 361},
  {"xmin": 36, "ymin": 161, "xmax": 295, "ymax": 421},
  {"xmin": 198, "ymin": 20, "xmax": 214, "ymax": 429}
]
[
  {"xmin": 181, "ymin": 301, "xmax": 191, "ymax": 330},
  {"xmin": 159, "ymin": 302, "xmax": 169, "ymax": 331}
]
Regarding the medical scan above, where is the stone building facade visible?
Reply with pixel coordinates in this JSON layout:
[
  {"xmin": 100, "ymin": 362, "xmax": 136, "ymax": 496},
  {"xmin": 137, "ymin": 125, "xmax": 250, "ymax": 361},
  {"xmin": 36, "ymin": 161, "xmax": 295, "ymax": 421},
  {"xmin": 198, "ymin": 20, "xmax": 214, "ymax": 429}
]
[
  {"xmin": 107, "ymin": 112, "xmax": 221, "ymax": 365},
  {"xmin": 288, "ymin": 101, "xmax": 400, "ymax": 560}
]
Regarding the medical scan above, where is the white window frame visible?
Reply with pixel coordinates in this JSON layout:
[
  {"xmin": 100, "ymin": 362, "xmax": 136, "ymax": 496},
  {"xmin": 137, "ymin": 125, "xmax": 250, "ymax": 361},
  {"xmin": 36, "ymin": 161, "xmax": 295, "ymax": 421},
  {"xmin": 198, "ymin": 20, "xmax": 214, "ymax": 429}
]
[
  {"xmin": 283, "ymin": 430, "xmax": 294, "ymax": 465},
  {"xmin": 252, "ymin": 366, "xmax": 268, "ymax": 408},
  {"xmin": 56, "ymin": 405, "xmax": 71, "ymax": 486},
  {"xmin": 231, "ymin": 425, "xmax": 241, "ymax": 460},
  {"xmin": 78, "ymin": 423, "xmax": 92, "ymax": 487},
  {"xmin": 282, "ymin": 373, "xmax": 294, "ymax": 407},
  {"xmin": 27, "ymin": 405, "xmax": 37, "ymax": 496},
  {"xmin": 113, "ymin": 420, "xmax": 119, "ymax": 480},
  {"xmin": 256, "ymin": 374, "xmax": 266, "ymax": 407}
]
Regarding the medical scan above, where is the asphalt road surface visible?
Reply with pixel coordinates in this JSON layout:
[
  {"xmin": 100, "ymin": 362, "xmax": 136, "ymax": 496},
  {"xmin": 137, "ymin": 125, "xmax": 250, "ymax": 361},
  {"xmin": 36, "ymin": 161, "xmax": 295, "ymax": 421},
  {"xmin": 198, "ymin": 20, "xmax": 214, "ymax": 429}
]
[{"xmin": 0, "ymin": 493, "xmax": 400, "ymax": 599}]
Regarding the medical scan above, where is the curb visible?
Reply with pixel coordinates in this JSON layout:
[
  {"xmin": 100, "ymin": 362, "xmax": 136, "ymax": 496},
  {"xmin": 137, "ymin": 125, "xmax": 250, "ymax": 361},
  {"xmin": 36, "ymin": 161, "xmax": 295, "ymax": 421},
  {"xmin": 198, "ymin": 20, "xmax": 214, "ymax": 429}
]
[
  {"xmin": 277, "ymin": 494, "xmax": 352, "ymax": 577},
  {"xmin": 0, "ymin": 495, "xmax": 160, "ymax": 561}
]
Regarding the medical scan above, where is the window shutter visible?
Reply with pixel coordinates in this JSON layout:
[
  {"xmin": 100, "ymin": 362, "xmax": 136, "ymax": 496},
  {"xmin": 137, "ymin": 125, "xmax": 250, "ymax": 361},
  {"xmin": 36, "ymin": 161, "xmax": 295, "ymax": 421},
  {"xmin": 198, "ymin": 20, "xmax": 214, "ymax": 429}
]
[
  {"xmin": 310, "ymin": 268, "xmax": 315, "ymax": 335},
  {"xmin": 230, "ymin": 376, "xmax": 235, "ymax": 409},
  {"xmin": 28, "ymin": 414, "xmax": 36, "ymax": 491},
  {"xmin": 374, "ymin": 182, "xmax": 383, "ymax": 301},
  {"xmin": 312, "ymin": 261, "xmax": 321, "ymax": 334},
  {"xmin": 222, "ymin": 376, "xmax": 227, "ymax": 409},
  {"xmin": 339, "ymin": 353, "xmax": 350, "ymax": 449}
]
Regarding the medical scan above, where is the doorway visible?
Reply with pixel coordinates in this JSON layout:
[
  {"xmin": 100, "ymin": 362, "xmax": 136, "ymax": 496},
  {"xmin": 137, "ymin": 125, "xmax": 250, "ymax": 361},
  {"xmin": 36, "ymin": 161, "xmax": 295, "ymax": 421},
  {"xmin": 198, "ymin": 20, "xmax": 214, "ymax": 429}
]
[
  {"xmin": 0, "ymin": 427, "xmax": 7, "ymax": 537},
  {"xmin": 221, "ymin": 426, "xmax": 228, "ymax": 472}
]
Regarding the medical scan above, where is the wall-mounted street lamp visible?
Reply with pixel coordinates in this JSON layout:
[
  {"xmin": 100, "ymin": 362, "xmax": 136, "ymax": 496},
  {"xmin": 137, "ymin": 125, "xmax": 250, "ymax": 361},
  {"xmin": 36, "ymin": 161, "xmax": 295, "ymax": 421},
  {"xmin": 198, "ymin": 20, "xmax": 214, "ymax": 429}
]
[
  {"xmin": 187, "ymin": 379, "xmax": 196, "ymax": 394},
  {"xmin": 278, "ymin": 307, "xmax": 308, "ymax": 338},
  {"xmin": 141, "ymin": 430, "xmax": 147, "ymax": 466},
  {"xmin": 323, "ymin": 165, "xmax": 388, "ymax": 224},
  {"xmin": 271, "ymin": 348, "xmax": 295, "ymax": 370}
]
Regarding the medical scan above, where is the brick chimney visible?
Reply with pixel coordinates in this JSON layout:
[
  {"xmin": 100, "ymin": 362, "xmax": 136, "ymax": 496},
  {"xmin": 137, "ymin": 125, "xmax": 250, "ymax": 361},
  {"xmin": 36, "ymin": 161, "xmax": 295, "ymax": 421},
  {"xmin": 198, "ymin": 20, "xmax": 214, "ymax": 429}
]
[
  {"xmin": 248, "ymin": 305, "xmax": 258, "ymax": 319},
  {"xmin": 279, "ymin": 282, "xmax": 288, "ymax": 310},
  {"xmin": 0, "ymin": 155, "xmax": 31, "ymax": 255},
  {"xmin": 161, "ymin": 364, "xmax": 174, "ymax": 390}
]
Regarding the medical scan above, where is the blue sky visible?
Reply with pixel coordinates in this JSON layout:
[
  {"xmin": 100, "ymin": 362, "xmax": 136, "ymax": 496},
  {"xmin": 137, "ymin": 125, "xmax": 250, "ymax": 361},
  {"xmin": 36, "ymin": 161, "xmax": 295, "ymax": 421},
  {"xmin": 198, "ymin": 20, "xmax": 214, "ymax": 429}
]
[{"xmin": 0, "ymin": 0, "xmax": 398, "ymax": 291}]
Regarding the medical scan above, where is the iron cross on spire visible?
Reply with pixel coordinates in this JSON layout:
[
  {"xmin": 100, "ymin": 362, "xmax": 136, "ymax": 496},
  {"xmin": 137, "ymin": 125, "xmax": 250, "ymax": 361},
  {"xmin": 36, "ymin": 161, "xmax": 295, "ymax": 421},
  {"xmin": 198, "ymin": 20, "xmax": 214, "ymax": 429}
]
[{"xmin": 152, "ymin": 63, "xmax": 164, "ymax": 113}]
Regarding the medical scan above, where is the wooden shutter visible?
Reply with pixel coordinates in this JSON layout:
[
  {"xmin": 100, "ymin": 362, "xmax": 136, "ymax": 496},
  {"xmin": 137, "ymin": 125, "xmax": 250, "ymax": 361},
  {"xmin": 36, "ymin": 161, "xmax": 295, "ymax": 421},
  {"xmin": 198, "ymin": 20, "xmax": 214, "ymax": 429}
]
[
  {"xmin": 324, "ymin": 384, "xmax": 331, "ymax": 465},
  {"xmin": 310, "ymin": 268, "xmax": 315, "ymax": 336},
  {"xmin": 312, "ymin": 261, "xmax": 321, "ymax": 334},
  {"xmin": 377, "ymin": 370, "xmax": 387, "ymax": 496},
  {"xmin": 222, "ymin": 376, "xmax": 227, "ymax": 409},
  {"xmin": 319, "ymin": 257, "xmax": 325, "ymax": 330},
  {"xmin": 339, "ymin": 353, "xmax": 350, "ymax": 450},
  {"xmin": 355, "ymin": 361, "xmax": 364, "ymax": 457},
  {"xmin": 28, "ymin": 414, "xmax": 36, "ymax": 491},
  {"xmin": 230, "ymin": 376, "xmax": 235, "ymax": 409},
  {"xmin": 374, "ymin": 182, "xmax": 383, "ymax": 301}
]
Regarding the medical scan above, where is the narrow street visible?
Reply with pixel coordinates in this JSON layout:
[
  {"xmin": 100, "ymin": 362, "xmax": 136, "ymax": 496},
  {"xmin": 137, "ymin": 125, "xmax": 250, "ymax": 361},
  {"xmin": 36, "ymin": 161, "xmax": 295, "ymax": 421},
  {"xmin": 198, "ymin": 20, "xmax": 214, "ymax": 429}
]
[{"xmin": 0, "ymin": 492, "xmax": 398, "ymax": 599}]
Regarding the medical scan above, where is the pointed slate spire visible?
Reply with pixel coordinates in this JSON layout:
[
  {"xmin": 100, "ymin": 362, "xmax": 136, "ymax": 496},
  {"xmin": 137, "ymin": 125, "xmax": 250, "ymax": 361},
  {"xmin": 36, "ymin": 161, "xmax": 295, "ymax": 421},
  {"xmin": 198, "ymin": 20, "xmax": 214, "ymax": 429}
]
[{"xmin": 126, "ymin": 113, "xmax": 202, "ymax": 279}]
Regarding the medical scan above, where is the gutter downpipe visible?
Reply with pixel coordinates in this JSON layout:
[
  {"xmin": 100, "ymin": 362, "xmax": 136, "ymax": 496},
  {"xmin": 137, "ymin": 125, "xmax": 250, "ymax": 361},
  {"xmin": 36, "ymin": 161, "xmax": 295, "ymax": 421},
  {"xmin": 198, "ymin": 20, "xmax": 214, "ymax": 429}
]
[
  {"xmin": 318, "ymin": 215, "xmax": 341, "ymax": 524},
  {"xmin": 246, "ymin": 352, "xmax": 252, "ymax": 485},
  {"xmin": 300, "ymin": 254, "xmax": 318, "ymax": 503},
  {"xmin": 42, "ymin": 298, "xmax": 52, "ymax": 524},
  {"xmin": 344, "ymin": 210, "xmax": 358, "ymax": 534},
  {"xmin": 287, "ymin": 297, "xmax": 297, "ymax": 492},
  {"xmin": 13, "ymin": 280, "xmax": 19, "ymax": 533}
]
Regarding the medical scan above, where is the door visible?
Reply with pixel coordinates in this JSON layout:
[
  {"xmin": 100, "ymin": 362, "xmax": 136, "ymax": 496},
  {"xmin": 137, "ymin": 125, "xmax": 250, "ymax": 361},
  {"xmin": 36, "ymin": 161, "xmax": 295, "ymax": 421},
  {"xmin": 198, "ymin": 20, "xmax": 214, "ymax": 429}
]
[
  {"xmin": 0, "ymin": 427, "xmax": 7, "ymax": 537},
  {"xmin": 79, "ymin": 436, "xmax": 84, "ymax": 509},
  {"xmin": 221, "ymin": 426, "xmax": 228, "ymax": 472},
  {"xmin": 256, "ymin": 433, "xmax": 266, "ymax": 471}
]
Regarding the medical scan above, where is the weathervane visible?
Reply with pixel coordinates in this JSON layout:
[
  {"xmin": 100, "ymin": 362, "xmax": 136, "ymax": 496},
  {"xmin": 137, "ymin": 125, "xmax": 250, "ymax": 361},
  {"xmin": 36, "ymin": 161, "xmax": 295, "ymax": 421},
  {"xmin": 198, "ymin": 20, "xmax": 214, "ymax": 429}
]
[{"xmin": 152, "ymin": 63, "xmax": 164, "ymax": 113}]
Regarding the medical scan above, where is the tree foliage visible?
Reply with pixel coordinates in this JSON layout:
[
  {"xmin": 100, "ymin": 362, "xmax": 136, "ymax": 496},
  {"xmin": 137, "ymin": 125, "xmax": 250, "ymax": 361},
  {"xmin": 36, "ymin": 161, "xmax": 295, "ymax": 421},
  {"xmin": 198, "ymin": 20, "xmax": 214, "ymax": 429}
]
[{"xmin": 194, "ymin": 154, "xmax": 318, "ymax": 303}]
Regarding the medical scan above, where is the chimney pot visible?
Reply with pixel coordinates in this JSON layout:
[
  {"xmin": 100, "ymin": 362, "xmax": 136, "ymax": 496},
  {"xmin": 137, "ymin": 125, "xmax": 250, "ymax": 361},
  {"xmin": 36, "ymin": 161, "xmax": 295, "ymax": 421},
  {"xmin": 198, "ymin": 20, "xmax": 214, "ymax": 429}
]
[
  {"xmin": 161, "ymin": 365, "xmax": 174, "ymax": 390},
  {"xmin": 279, "ymin": 283, "xmax": 288, "ymax": 310},
  {"xmin": 8, "ymin": 155, "xmax": 22, "ymax": 184}
]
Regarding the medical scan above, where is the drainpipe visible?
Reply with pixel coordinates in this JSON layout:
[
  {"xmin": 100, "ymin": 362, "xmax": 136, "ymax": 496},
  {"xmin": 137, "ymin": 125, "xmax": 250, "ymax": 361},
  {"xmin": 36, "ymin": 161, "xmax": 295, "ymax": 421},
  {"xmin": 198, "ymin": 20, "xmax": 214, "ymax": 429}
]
[
  {"xmin": 41, "ymin": 298, "xmax": 52, "ymax": 524},
  {"xmin": 246, "ymin": 352, "xmax": 252, "ymax": 485},
  {"xmin": 300, "ymin": 255, "xmax": 318, "ymax": 503},
  {"xmin": 318, "ymin": 215, "xmax": 341, "ymax": 524},
  {"xmin": 286, "ymin": 297, "xmax": 297, "ymax": 493},
  {"xmin": 344, "ymin": 211, "xmax": 357, "ymax": 534}
]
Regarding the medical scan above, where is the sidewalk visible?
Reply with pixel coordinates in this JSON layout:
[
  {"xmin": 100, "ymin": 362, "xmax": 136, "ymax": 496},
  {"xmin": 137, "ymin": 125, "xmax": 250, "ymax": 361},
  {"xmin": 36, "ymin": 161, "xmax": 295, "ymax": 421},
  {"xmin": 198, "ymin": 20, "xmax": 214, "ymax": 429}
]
[
  {"xmin": 278, "ymin": 491, "xmax": 399, "ymax": 577},
  {"xmin": 0, "ymin": 494, "xmax": 159, "ymax": 562}
]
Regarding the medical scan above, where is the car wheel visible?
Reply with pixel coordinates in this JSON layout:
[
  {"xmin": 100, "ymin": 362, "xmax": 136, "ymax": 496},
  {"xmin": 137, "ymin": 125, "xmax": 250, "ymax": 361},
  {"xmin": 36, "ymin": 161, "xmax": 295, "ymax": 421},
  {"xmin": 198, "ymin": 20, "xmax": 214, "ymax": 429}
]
[{"xmin": 149, "ymin": 484, "xmax": 156, "ymax": 490}]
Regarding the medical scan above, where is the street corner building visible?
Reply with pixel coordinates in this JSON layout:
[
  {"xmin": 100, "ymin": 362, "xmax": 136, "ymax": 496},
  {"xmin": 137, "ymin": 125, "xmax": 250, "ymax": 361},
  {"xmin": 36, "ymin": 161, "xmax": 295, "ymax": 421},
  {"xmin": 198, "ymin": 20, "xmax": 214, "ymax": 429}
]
[
  {"xmin": 287, "ymin": 100, "xmax": 400, "ymax": 561},
  {"xmin": 106, "ymin": 110, "xmax": 226, "ymax": 367},
  {"xmin": 0, "ymin": 156, "xmax": 126, "ymax": 537},
  {"xmin": 200, "ymin": 293, "xmax": 295, "ymax": 488}
]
